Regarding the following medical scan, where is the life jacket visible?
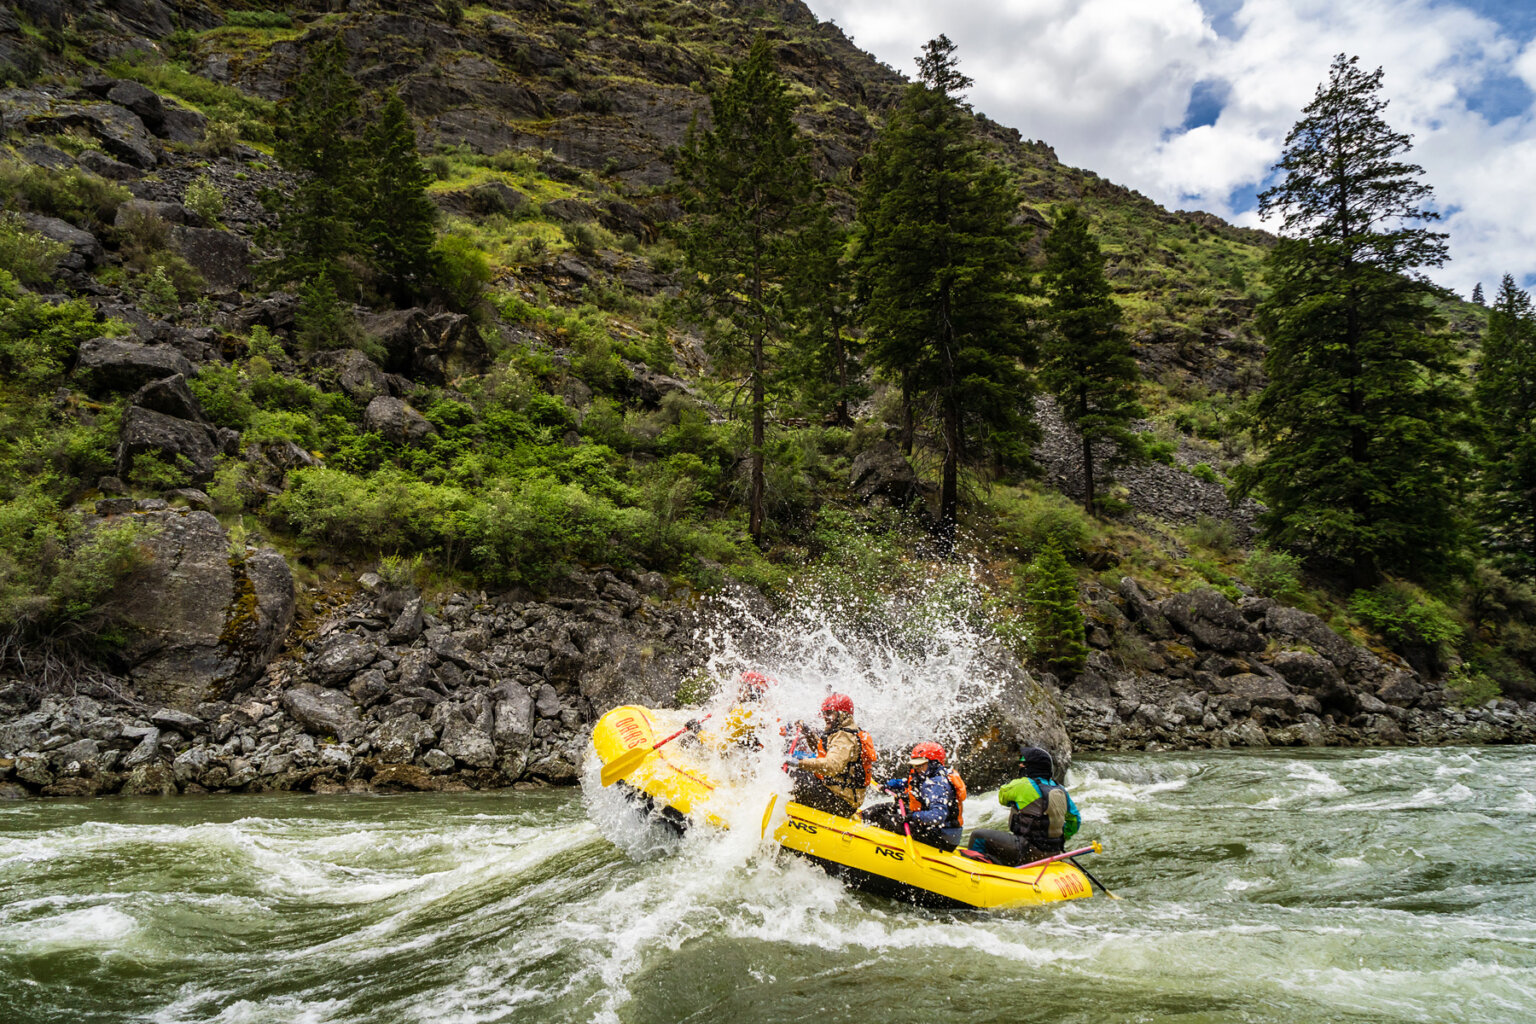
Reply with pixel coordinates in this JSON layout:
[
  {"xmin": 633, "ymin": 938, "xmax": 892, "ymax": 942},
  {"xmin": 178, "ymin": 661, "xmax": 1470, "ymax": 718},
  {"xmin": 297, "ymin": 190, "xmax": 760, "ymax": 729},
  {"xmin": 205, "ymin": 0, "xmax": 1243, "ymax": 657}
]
[
  {"xmin": 1008, "ymin": 778, "xmax": 1069, "ymax": 850},
  {"xmin": 829, "ymin": 725, "xmax": 877, "ymax": 790},
  {"xmin": 903, "ymin": 766, "xmax": 967, "ymax": 827}
]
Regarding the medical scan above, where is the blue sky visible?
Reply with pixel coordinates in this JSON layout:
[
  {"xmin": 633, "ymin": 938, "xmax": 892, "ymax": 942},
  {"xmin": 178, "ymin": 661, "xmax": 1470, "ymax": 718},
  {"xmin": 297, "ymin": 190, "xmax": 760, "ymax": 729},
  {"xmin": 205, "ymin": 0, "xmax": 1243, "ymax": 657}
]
[{"xmin": 803, "ymin": 0, "xmax": 1536, "ymax": 295}]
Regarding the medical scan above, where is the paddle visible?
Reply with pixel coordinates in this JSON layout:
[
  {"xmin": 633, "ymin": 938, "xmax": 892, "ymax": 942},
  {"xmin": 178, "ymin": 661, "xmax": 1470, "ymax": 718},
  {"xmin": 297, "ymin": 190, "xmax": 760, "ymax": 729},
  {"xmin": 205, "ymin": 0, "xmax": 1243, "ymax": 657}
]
[
  {"xmin": 1068, "ymin": 856, "xmax": 1121, "ymax": 900},
  {"xmin": 600, "ymin": 714, "xmax": 711, "ymax": 787},
  {"xmin": 896, "ymin": 796, "xmax": 917, "ymax": 860}
]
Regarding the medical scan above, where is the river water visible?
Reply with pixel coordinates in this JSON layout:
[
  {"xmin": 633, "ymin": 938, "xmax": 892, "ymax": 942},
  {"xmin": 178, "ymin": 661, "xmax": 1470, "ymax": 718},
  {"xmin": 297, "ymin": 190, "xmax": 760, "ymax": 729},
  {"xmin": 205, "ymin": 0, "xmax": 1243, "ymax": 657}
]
[{"xmin": 3, "ymin": 745, "xmax": 1533, "ymax": 1024}]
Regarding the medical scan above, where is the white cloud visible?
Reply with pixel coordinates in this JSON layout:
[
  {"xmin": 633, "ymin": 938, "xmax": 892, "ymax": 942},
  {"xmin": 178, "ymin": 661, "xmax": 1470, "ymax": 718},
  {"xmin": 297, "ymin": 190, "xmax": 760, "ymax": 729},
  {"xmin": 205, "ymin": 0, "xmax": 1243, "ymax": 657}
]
[{"xmin": 802, "ymin": 0, "xmax": 1536, "ymax": 295}]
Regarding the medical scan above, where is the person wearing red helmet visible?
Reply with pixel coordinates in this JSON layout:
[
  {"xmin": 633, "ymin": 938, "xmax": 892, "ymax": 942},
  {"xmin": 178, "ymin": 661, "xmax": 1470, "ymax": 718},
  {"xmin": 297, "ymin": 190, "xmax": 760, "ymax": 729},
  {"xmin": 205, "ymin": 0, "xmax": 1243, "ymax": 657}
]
[
  {"xmin": 784, "ymin": 693, "xmax": 875, "ymax": 816},
  {"xmin": 687, "ymin": 670, "xmax": 777, "ymax": 751},
  {"xmin": 862, "ymin": 741, "xmax": 967, "ymax": 850}
]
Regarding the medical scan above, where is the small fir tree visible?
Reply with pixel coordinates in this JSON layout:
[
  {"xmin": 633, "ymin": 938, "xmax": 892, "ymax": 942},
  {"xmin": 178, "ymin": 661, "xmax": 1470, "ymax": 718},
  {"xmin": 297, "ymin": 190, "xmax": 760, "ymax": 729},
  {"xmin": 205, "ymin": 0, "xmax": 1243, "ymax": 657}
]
[
  {"xmin": 856, "ymin": 35, "xmax": 1034, "ymax": 550},
  {"xmin": 1474, "ymin": 274, "xmax": 1536, "ymax": 576},
  {"xmin": 361, "ymin": 91, "xmax": 438, "ymax": 305},
  {"xmin": 1472, "ymin": 281, "xmax": 1485, "ymax": 305},
  {"xmin": 1024, "ymin": 541, "xmax": 1088, "ymax": 677},
  {"xmin": 677, "ymin": 34, "xmax": 813, "ymax": 545},
  {"xmin": 1239, "ymin": 54, "xmax": 1466, "ymax": 585},
  {"xmin": 268, "ymin": 36, "xmax": 362, "ymax": 287},
  {"xmin": 1039, "ymin": 204, "xmax": 1142, "ymax": 514}
]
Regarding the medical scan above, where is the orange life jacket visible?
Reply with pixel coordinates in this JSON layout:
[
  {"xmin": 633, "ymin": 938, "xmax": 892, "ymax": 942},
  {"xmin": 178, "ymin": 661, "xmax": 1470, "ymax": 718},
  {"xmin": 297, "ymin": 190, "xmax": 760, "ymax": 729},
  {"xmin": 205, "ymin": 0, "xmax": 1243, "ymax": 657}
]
[{"xmin": 902, "ymin": 766, "xmax": 967, "ymax": 826}]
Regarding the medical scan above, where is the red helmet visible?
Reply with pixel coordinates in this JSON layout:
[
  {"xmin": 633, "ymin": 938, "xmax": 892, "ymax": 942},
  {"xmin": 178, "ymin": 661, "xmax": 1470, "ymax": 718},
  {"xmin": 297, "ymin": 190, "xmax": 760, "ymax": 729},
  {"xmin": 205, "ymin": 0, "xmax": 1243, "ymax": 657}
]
[
  {"xmin": 910, "ymin": 741, "xmax": 946, "ymax": 765},
  {"xmin": 739, "ymin": 671, "xmax": 772, "ymax": 694},
  {"xmin": 820, "ymin": 693, "xmax": 854, "ymax": 716}
]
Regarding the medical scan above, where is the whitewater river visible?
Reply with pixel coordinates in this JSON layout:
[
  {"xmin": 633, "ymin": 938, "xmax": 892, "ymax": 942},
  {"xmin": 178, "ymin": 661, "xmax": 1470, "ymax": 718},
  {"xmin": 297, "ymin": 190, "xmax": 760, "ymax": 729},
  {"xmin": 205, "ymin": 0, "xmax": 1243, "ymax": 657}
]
[{"xmin": 3, "ymin": 746, "xmax": 1533, "ymax": 1024}]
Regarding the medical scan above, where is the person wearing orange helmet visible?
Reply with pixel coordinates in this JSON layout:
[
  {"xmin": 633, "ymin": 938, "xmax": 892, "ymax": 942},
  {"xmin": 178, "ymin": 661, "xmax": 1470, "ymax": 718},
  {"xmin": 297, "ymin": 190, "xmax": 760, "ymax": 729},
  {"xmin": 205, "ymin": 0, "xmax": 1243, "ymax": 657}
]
[
  {"xmin": 862, "ymin": 741, "xmax": 967, "ymax": 850},
  {"xmin": 784, "ymin": 693, "xmax": 875, "ymax": 816}
]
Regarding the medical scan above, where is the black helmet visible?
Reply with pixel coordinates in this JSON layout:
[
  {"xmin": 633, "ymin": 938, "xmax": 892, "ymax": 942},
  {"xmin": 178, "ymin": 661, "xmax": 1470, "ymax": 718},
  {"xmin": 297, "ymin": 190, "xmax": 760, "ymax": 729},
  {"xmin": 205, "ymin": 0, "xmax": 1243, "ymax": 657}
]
[{"xmin": 1018, "ymin": 745, "xmax": 1054, "ymax": 780}]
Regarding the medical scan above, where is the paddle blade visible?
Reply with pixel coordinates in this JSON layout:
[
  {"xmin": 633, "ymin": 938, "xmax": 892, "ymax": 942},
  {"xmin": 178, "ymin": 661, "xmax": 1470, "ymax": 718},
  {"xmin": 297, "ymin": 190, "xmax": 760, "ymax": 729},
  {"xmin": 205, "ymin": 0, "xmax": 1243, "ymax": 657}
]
[
  {"xmin": 600, "ymin": 746, "xmax": 650, "ymax": 788},
  {"xmin": 760, "ymin": 795, "xmax": 778, "ymax": 838}
]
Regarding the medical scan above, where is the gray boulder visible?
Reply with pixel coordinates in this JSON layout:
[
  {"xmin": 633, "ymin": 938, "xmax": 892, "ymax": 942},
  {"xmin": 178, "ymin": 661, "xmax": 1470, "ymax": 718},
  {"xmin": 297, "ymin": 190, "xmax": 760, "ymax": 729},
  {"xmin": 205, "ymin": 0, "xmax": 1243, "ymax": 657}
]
[
  {"xmin": 116, "ymin": 406, "xmax": 221, "ymax": 483},
  {"xmin": 312, "ymin": 349, "xmax": 389, "ymax": 405},
  {"xmin": 309, "ymin": 634, "xmax": 377, "ymax": 686},
  {"xmin": 364, "ymin": 396, "xmax": 437, "ymax": 445},
  {"xmin": 432, "ymin": 698, "xmax": 497, "ymax": 768},
  {"xmin": 1162, "ymin": 589, "xmax": 1265, "ymax": 653},
  {"xmin": 849, "ymin": 440, "xmax": 920, "ymax": 507},
  {"xmin": 75, "ymin": 337, "xmax": 195, "ymax": 394},
  {"xmin": 21, "ymin": 214, "xmax": 103, "ymax": 271},
  {"xmin": 374, "ymin": 711, "xmax": 435, "ymax": 763},
  {"xmin": 282, "ymin": 684, "xmax": 363, "ymax": 743},
  {"xmin": 173, "ymin": 227, "xmax": 251, "ymax": 290},
  {"xmin": 98, "ymin": 510, "xmax": 294, "ymax": 708}
]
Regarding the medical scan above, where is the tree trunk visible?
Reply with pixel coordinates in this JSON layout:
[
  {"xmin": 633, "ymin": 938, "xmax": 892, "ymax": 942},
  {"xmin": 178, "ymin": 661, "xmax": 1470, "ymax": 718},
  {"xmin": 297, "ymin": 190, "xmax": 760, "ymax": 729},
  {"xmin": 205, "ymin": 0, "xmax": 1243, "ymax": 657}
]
[
  {"xmin": 832, "ymin": 316, "xmax": 851, "ymax": 427},
  {"xmin": 1081, "ymin": 431, "xmax": 1096, "ymax": 515},
  {"xmin": 750, "ymin": 327, "xmax": 765, "ymax": 546},
  {"xmin": 900, "ymin": 377, "xmax": 914, "ymax": 456},
  {"xmin": 939, "ymin": 398, "xmax": 959, "ymax": 554}
]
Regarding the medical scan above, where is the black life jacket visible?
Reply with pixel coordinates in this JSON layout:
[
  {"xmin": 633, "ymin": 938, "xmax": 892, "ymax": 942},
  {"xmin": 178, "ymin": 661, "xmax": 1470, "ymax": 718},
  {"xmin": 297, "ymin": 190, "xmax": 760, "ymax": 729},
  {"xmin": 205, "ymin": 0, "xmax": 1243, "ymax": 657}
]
[{"xmin": 1008, "ymin": 777, "xmax": 1068, "ymax": 851}]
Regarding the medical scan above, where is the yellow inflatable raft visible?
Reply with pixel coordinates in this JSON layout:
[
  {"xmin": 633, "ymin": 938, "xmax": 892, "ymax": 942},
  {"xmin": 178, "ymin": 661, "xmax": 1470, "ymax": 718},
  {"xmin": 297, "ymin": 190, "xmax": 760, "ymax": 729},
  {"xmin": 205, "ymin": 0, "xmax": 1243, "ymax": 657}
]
[{"xmin": 591, "ymin": 705, "xmax": 1097, "ymax": 910}]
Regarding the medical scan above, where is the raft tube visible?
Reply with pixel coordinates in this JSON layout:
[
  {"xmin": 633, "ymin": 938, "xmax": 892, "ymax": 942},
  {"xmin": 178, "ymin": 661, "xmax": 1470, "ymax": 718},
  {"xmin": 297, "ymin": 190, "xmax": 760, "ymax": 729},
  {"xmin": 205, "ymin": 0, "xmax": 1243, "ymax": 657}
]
[{"xmin": 590, "ymin": 705, "xmax": 1096, "ymax": 909}]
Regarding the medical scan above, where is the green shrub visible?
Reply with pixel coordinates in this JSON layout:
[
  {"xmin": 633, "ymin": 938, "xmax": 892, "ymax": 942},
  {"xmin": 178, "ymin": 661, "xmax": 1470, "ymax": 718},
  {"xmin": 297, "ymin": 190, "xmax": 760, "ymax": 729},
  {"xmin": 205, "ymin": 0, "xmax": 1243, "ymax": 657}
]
[
  {"xmin": 1186, "ymin": 514, "xmax": 1239, "ymax": 555},
  {"xmin": 187, "ymin": 363, "xmax": 255, "ymax": 430},
  {"xmin": 1191, "ymin": 462, "xmax": 1219, "ymax": 484},
  {"xmin": 997, "ymin": 489, "xmax": 1095, "ymax": 557},
  {"xmin": 1241, "ymin": 544, "xmax": 1302, "ymax": 601},
  {"xmin": 200, "ymin": 120, "xmax": 242, "ymax": 156},
  {"xmin": 0, "ymin": 161, "xmax": 129, "ymax": 229},
  {"xmin": 125, "ymin": 451, "xmax": 194, "ymax": 490},
  {"xmin": 184, "ymin": 174, "xmax": 225, "ymax": 223},
  {"xmin": 0, "ymin": 273, "xmax": 121, "ymax": 386},
  {"xmin": 136, "ymin": 265, "xmax": 180, "ymax": 318},
  {"xmin": 224, "ymin": 10, "xmax": 292, "ymax": 28},
  {"xmin": 0, "ymin": 213, "xmax": 66, "ymax": 288},
  {"xmin": 433, "ymin": 236, "xmax": 492, "ymax": 312},
  {"xmin": 1143, "ymin": 435, "xmax": 1177, "ymax": 465},
  {"xmin": 1350, "ymin": 580, "xmax": 1462, "ymax": 650},
  {"xmin": 1445, "ymin": 665, "xmax": 1500, "ymax": 707}
]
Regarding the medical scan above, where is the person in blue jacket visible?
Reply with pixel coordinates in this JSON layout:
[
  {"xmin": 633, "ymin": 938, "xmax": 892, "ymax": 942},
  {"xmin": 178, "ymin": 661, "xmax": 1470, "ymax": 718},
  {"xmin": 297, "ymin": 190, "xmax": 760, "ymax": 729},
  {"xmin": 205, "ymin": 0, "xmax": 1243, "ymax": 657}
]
[
  {"xmin": 861, "ymin": 741, "xmax": 965, "ymax": 851},
  {"xmin": 966, "ymin": 745, "xmax": 1080, "ymax": 866}
]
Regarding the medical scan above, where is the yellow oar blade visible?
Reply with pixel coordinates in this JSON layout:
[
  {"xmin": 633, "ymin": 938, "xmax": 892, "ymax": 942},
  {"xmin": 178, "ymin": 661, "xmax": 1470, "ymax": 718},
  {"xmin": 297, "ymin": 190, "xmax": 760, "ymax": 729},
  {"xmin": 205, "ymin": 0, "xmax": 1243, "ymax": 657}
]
[
  {"xmin": 600, "ymin": 746, "xmax": 650, "ymax": 787},
  {"xmin": 760, "ymin": 795, "xmax": 778, "ymax": 838}
]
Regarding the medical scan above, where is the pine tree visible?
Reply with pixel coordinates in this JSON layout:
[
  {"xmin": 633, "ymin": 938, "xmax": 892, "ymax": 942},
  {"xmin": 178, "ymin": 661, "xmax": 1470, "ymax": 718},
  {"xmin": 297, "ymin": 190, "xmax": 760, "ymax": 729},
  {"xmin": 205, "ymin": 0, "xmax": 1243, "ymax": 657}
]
[
  {"xmin": 1024, "ymin": 541, "xmax": 1087, "ymax": 677},
  {"xmin": 361, "ymin": 91, "xmax": 438, "ymax": 305},
  {"xmin": 1240, "ymin": 54, "xmax": 1466, "ymax": 585},
  {"xmin": 269, "ymin": 36, "xmax": 362, "ymax": 287},
  {"xmin": 1473, "ymin": 281, "xmax": 1486, "ymax": 305},
  {"xmin": 1474, "ymin": 274, "xmax": 1536, "ymax": 576},
  {"xmin": 786, "ymin": 198, "xmax": 862, "ymax": 425},
  {"xmin": 1039, "ymin": 204, "xmax": 1141, "ymax": 514},
  {"xmin": 856, "ymin": 35, "xmax": 1034, "ymax": 550},
  {"xmin": 677, "ymin": 35, "xmax": 813, "ymax": 546}
]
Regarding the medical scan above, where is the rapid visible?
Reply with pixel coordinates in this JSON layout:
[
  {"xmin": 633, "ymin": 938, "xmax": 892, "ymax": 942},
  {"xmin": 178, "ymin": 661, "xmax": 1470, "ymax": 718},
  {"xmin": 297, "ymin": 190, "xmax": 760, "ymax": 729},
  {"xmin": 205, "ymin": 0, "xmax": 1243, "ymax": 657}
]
[{"xmin": 4, "ymin": 582, "xmax": 1535, "ymax": 1023}]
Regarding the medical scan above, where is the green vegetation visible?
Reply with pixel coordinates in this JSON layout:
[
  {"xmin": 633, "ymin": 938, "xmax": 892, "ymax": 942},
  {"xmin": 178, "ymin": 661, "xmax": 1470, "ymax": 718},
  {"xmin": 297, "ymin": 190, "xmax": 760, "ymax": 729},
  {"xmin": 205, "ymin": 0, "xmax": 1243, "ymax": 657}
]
[{"xmin": 1024, "ymin": 541, "xmax": 1088, "ymax": 677}]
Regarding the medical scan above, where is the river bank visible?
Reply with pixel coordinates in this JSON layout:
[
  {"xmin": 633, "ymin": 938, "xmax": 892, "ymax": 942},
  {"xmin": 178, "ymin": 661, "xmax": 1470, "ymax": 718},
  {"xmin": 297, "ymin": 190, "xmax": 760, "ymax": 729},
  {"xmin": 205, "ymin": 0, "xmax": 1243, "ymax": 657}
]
[
  {"xmin": 4, "ymin": 746, "xmax": 1533, "ymax": 1024},
  {"xmin": 3, "ymin": 567, "xmax": 1535, "ymax": 800}
]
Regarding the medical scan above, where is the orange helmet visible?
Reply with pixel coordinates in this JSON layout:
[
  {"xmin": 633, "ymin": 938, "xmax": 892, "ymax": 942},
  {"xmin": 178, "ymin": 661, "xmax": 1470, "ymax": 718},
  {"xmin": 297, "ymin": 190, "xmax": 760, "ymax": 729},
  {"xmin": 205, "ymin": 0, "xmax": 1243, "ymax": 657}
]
[
  {"xmin": 909, "ymin": 741, "xmax": 946, "ymax": 765},
  {"xmin": 820, "ymin": 693, "xmax": 854, "ymax": 716}
]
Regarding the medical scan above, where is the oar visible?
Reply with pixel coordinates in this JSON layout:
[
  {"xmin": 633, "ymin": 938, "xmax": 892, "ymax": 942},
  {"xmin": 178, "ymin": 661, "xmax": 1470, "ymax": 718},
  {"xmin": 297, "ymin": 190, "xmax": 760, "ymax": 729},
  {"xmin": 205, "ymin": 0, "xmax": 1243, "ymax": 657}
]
[
  {"xmin": 600, "ymin": 714, "xmax": 710, "ymax": 787},
  {"xmin": 760, "ymin": 794, "xmax": 778, "ymax": 839},
  {"xmin": 1016, "ymin": 841, "xmax": 1102, "ymax": 871},
  {"xmin": 896, "ymin": 796, "xmax": 917, "ymax": 860},
  {"xmin": 1068, "ymin": 855, "xmax": 1121, "ymax": 900}
]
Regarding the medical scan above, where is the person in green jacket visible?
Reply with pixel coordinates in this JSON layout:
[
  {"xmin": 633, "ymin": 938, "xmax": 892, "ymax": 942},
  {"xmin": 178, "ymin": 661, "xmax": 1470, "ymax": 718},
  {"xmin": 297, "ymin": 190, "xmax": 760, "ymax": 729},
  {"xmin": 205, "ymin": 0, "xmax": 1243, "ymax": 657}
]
[{"xmin": 966, "ymin": 746, "xmax": 1081, "ymax": 866}]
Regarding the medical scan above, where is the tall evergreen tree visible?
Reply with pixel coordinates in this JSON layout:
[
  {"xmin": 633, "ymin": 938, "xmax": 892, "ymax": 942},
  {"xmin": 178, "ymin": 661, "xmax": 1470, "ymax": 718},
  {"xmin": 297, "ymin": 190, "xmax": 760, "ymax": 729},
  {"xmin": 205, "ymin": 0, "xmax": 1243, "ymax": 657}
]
[
  {"xmin": 269, "ymin": 36, "xmax": 362, "ymax": 287},
  {"xmin": 1474, "ymin": 274, "xmax": 1536, "ymax": 576},
  {"xmin": 1039, "ymin": 204, "xmax": 1141, "ymax": 514},
  {"xmin": 856, "ymin": 35, "xmax": 1034, "ymax": 550},
  {"xmin": 677, "ymin": 35, "xmax": 812, "ymax": 545},
  {"xmin": 1473, "ymin": 281, "xmax": 1486, "ymax": 305},
  {"xmin": 1240, "ymin": 54, "xmax": 1465, "ymax": 585},
  {"xmin": 361, "ymin": 91, "xmax": 438, "ymax": 305},
  {"xmin": 786, "ymin": 198, "xmax": 862, "ymax": 425}
]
